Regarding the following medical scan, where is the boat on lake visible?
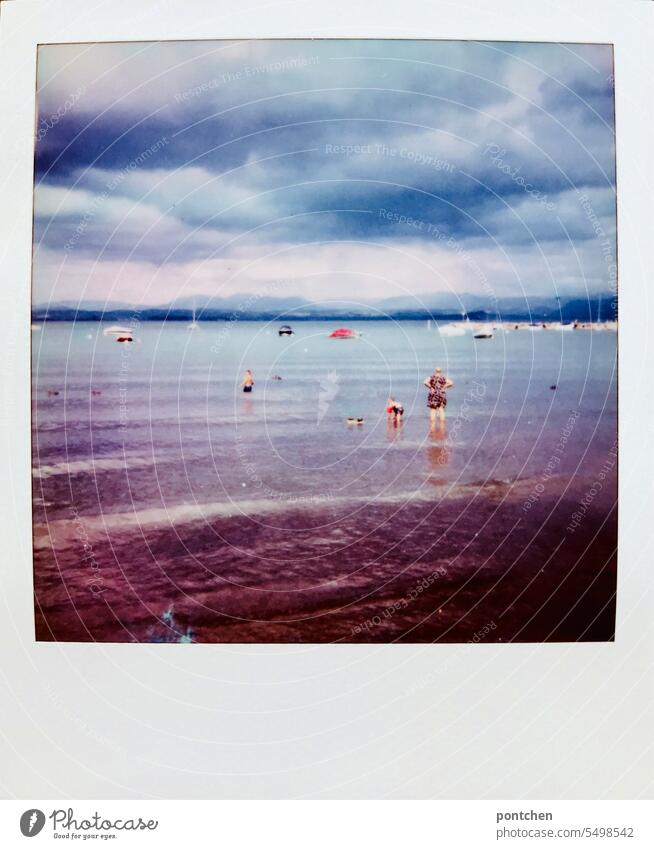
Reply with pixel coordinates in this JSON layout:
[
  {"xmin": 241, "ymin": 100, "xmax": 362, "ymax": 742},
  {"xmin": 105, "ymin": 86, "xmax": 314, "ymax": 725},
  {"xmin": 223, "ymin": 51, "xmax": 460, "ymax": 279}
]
[
  {"xmin": 329, "ymin": 327, "xmax": 360, "ymax": 339},
  {"xmin": 187, "ymin": 306, "xmax": 199, "ymax": 330},
  {"xmin": 102, "ymin": 324, "xmax": 133, "ymax": 342},
  {"xmin": 103, "ymin": 324, "xmax": 132, "ymax": 337},
  {"xmin": 438, "ymin": 323, "xmax": 466, "ymax": 337},
  {"xmin": 473, "ymin": 322, "xmax": 494, "ymax": 339}
]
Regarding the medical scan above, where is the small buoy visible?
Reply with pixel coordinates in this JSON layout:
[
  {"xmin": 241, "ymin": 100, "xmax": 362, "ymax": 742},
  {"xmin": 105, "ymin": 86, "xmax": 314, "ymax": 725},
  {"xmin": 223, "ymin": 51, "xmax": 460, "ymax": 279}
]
[
  {"xmin": 271, "ymin": 375, "xmax": 283, "ymax": 381},
  {"xmin": 116, "ymin": 336, "xmax": 133, "ymax": 343},
  {"xmin": 549, "ymin": 385, "xmax": 557, "ymax": 390},
  {"xmin": 347, "ymin": 417, "xmax": 365, "ymax": 425},
  {"xmin": 47, "ymin": 390, "xmax": 60, "ymax": 396},
  {"xmin": 330, "ymin": 328, "xmax": 360, "ymax": 339}
]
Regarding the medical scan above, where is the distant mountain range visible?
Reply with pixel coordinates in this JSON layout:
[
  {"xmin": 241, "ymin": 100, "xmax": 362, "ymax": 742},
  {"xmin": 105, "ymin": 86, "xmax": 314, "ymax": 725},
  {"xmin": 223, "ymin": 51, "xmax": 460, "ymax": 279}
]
[{"xmin": 32, "ymin": 293, "xmax": 618, "ymax": 322}]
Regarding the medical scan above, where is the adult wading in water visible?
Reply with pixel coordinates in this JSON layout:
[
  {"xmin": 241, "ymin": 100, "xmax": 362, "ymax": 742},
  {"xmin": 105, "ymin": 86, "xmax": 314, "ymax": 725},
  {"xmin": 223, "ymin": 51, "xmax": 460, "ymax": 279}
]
[{"xmin": 424, "ymin": 367, "xmax": 454, "ymax": 429}]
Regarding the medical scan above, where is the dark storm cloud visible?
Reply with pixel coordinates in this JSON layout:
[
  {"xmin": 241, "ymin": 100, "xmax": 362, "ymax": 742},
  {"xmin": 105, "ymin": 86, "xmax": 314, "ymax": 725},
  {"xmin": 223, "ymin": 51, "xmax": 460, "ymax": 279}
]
[{"xmin": 33, "ymin": 39, "xmax": 616, "ymax": 303}]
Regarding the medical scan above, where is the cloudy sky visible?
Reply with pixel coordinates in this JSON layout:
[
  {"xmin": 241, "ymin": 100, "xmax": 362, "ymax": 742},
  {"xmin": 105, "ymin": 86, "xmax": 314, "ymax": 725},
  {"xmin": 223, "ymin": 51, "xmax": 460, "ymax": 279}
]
[{"xmin": 33, "ymin": 40, "xmax": 616, "ymax": 308}]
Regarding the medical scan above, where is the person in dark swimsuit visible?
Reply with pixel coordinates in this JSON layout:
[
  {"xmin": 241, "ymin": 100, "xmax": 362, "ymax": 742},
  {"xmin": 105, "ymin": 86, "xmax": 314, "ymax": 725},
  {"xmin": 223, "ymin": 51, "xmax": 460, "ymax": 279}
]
[
  {"xmin": 424, "ymin": 367, "xmax": 453, "ymax": 429},
  {"xmin": 242, "ymin": 369, "xmax": 254, "ymax": 392}
]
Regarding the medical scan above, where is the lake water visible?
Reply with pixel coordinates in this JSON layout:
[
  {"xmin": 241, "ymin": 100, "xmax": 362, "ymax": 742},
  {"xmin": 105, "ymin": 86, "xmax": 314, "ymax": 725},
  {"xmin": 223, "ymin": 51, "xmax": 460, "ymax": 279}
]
[{"xmin": 32, "ymin": 321, "xmax": 618, "ymax": 643}]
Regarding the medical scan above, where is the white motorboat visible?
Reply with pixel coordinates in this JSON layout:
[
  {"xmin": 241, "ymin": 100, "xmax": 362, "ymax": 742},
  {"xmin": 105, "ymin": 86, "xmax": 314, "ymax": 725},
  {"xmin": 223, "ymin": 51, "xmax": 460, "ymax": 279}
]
[
  {"xmin": 103, "ymin": 324, "xmax": 132, "ymax": 337},
  {"xmin": 438, "ymin": 323, "xmax": 466, "ymax": 337}
]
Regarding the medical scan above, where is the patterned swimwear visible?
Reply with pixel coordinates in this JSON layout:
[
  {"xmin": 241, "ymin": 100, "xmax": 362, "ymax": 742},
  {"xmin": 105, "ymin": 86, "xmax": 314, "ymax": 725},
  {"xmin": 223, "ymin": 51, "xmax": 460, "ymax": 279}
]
[{"xmin": 426, "ymin": 374, "xmax": 447, "ymax": 409}]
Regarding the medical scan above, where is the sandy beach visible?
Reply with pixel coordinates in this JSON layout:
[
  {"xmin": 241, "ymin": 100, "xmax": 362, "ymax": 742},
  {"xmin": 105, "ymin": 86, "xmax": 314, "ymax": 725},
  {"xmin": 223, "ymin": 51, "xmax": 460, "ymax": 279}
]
[{"xmin": 34, "ymin": 472, "xmax": 616, "ymax": 643}]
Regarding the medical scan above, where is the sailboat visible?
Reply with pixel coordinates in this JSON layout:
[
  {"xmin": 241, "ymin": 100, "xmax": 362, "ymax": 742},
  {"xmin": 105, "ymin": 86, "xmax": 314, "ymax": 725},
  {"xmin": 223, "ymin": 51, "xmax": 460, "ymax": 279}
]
[
  {"xmin": 602, "ymin": 295, "xmax": 617, "ymax": 331},
  {"xmin": 187, "ymin": 302, "xmax": 199, "ymax": 330}
]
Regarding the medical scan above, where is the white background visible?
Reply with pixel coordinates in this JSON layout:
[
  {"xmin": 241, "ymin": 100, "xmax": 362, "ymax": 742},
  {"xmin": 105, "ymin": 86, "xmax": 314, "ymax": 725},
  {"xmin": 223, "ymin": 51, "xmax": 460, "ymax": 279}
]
[{"xmin": 0, "ymin": 0, "xmax": 652, "ymax": 800}]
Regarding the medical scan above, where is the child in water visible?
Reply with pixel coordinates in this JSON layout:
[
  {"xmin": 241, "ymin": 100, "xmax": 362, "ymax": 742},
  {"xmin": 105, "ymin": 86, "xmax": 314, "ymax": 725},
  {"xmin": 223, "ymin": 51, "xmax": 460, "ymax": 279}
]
[
  {"xmin": 242, "ymin": 369, "xmax": 254, "ymax": 392},
  {"xmin": 386, "ymin": 397, "xmax": 404, "ymax": 424}
]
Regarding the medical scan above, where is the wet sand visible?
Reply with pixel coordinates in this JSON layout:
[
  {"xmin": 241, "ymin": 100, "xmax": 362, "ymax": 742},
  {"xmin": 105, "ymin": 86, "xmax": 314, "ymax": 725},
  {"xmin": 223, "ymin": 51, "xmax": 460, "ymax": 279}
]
[{"xmin": 33, "ymin": 475, "xmax": 616, "ymax": 644}]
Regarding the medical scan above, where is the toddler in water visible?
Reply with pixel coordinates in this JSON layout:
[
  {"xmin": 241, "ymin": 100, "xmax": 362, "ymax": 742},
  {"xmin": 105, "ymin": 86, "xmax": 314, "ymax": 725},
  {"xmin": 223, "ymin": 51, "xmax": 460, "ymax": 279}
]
[
  {"xmin": 386, "ymin": 397, "xmax": 404, "ymax": 424},
  {"xmin": 242, "ymin": 369, "xmax": 254, "ymax": 392}
]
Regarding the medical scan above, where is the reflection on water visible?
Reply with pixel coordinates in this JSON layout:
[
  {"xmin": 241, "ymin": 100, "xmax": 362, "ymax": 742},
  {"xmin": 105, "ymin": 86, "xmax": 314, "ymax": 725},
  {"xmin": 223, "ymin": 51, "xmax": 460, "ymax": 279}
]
[
  {"xmin": 241, "ymin": 396, "xmax": 254, "ymax": 418},
  {"xmin": 385, "ymin": 415, "xmax": 404, "ymax": 442},
  {"xmin": 426, "ymin": 425, "xmax": 450, "ymax": 479}
]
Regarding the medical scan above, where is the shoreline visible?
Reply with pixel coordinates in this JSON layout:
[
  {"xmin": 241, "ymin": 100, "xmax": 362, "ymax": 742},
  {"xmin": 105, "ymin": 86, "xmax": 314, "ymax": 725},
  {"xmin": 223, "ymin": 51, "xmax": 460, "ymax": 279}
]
[{"xmin": 32, "ymin": 472, "xmax": 609, "ymax": 548}]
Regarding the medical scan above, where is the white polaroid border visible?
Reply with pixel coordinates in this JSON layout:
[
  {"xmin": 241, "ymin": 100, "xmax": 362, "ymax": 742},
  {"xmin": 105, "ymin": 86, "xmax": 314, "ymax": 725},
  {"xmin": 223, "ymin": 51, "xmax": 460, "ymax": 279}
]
[{"xmin": 0, "ymin": 0, "xmax": 652, "ymax": 800}]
